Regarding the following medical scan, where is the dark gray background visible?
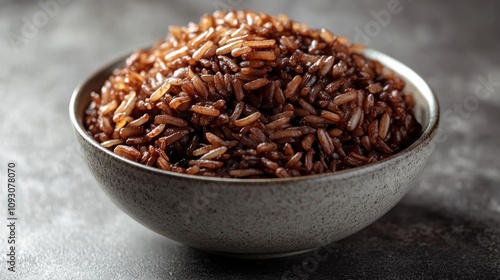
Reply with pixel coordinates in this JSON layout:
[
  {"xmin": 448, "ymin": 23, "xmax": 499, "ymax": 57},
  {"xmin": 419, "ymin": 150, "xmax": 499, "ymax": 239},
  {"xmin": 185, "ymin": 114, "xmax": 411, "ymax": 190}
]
[{"xmin": 1, "ymin": 0, "xmax": 499, "ymax": 279}]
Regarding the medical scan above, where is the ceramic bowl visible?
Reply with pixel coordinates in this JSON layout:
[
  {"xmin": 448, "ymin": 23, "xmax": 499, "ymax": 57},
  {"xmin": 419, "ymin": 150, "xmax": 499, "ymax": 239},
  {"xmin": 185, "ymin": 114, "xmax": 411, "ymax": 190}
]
[{"xmin": 70, "ymin": 48, "xmax": 439, "ymax": 259}]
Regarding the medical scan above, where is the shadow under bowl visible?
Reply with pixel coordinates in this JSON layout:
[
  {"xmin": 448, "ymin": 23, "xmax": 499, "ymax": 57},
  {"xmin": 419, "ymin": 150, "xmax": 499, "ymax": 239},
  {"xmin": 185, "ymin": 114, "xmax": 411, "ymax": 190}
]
[{"xmin": 70, "ymin": 48, "xmax": 439, "ymax": 259}]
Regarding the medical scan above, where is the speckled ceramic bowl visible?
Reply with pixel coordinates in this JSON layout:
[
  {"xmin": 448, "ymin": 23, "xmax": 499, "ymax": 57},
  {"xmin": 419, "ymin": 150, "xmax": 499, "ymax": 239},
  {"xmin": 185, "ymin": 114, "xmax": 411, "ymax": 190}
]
[{"xmin": 70, "ymin": 48, "xmax": 439, "ymax": 259}]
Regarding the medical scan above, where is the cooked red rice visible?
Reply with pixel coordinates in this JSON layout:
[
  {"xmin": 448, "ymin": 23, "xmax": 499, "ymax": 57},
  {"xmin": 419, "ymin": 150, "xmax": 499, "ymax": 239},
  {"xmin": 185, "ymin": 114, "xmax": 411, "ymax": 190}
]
[{"xmin": 85, "ymin": 10, "xmax": 421, "ymax": 178}]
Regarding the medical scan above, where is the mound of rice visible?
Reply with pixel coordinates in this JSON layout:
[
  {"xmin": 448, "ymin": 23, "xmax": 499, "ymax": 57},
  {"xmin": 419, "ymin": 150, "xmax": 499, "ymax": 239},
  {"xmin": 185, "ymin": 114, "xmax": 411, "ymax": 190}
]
[{"xmin": 85, "ymin": 10, "xmax": 421, "ymax": 178}]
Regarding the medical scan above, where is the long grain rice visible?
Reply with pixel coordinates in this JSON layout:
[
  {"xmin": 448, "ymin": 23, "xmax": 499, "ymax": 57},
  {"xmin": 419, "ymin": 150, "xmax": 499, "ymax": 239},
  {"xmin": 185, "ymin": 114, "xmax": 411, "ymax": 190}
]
[
  {"xmin": 233, "ymin": 112, "xmax": 261, "ymax": 127},
  {"xmin": 155, "ymin": 114, "xmax": 188, "ymax": 127},
  {"xmin": 85, "ymin": 10, "xmax": 421, "ymax": 178}
]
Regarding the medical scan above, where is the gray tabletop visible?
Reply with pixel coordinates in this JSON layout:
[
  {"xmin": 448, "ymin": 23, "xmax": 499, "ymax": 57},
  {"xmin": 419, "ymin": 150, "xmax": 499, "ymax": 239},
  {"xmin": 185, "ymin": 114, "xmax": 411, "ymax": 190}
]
[{"xmin": 1, "ymin": 0, "xmax": 500, "ymax": 279}]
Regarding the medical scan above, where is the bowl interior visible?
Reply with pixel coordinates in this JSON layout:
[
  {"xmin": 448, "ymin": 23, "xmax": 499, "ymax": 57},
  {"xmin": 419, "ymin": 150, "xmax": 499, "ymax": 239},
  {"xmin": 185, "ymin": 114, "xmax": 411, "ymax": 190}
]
[{"xmin": 70, "ymin": 48, "xmax": 438, "ymax": 181}]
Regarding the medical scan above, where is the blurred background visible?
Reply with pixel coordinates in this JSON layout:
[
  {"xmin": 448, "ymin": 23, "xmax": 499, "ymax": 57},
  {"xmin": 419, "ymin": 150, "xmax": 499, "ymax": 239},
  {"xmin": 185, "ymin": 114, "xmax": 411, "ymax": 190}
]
[{"xmin": 1, "ymin": 0, "xmax": 499, "ymax": 279}]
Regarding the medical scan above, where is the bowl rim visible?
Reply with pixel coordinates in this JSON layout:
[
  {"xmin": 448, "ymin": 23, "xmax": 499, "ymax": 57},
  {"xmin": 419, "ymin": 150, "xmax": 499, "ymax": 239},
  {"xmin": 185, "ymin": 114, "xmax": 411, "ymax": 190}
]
[{"xmin": 69, "ymin": 47, "xmax": 439, "ymax": 184}]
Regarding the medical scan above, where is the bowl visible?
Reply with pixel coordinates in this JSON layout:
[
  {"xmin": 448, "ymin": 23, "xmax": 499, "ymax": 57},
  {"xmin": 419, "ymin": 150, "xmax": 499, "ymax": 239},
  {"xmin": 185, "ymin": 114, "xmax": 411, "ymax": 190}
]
[{"xmin": 70, "ymin": 48, "xmax": 439, "ymax": 259}]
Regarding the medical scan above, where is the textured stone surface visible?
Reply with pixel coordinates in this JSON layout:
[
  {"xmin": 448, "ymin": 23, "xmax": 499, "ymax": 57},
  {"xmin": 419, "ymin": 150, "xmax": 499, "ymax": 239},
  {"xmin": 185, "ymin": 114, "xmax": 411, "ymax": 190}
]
[{"xmin": 1, "ymin": 0, "xmax": 499, "ymax": 279}]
